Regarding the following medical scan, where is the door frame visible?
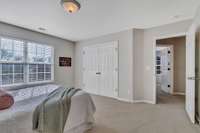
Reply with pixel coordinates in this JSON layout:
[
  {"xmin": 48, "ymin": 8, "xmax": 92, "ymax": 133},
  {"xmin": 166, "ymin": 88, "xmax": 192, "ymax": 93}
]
[
  {"xmin": 156, "ymin": 45, "xmax": 174, "ymax": 94},
  {"xmin": 196, "ymin": 27, "xmax": 200, "ymax": 123},
  {"xmin": 153, "ymin": 32, "xmax": 186, "ymax": 104},
  {"xmin": 82, "ymin": 41, "xmax": 119, "ymax": 99}
]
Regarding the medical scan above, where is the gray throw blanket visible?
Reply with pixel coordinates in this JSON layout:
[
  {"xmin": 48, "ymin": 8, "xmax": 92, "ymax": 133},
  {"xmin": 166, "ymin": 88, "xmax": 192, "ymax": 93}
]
[{"xmin": 32, "ymin": 87, "xmax": 81, "ymax": 133}]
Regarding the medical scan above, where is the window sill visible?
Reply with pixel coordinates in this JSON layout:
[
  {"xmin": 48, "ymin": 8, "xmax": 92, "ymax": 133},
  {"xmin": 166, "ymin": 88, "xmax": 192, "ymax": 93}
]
[{"xmin": 1, "ymin": 80, "xmax": 55, "ymax": 91}]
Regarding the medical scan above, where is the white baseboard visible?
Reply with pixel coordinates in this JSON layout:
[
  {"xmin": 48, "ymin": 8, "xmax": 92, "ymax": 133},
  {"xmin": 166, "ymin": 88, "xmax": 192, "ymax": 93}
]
[
  {"xmin": 133, "ymin": 100, "xmax": 155, "ymax": 104},
  {"xmin": 91, "ymin": 94, "xmax": 155, "ymax": 104},
  {"xmin": 117, "ymin": 98, "xmax": 155, "ymax": 104},
  {"xmin": 117, "ymin": 97, "xmax": 133, "ymax": 103},
  {"xmin": 173, "ymin": 92, "xmax": 185, "ymax": 96}
]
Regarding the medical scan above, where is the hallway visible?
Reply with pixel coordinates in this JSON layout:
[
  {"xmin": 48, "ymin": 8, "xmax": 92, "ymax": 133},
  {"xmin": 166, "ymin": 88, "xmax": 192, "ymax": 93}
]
[{"xmin": 157, "ymin": 90, "xmax": 185, "ymax": 105}]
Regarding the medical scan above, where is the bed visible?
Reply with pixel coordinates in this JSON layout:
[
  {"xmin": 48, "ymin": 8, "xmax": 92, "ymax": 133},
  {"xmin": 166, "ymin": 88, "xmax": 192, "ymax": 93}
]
[{"xmin": 0, "ymin": 84, "xmax": 96, "ymax": 133}]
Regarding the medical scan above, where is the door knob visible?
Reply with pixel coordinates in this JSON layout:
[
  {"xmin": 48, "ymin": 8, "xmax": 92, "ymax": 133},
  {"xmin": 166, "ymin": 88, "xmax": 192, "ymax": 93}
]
[
  {"xmin": 188, "ymin": 77, "xmax": 195, "ymax": 80},
  {"xmin": 96, "ymin": 72, "xmax": 101, "ymax": 75},
  {"xmin": 188, "ymin": 77, "xmax": 200, "ymax": 80}
]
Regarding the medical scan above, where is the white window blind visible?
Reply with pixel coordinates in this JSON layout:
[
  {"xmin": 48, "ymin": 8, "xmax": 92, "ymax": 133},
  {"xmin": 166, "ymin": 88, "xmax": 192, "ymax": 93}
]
[{"xmin": 0, "ymin": 37, "xmax": 54, "ymax": 87}]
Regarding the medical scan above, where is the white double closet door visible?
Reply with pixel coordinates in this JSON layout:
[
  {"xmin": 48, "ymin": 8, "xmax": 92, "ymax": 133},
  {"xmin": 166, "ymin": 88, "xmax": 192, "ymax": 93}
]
[{"xmin": 83, "ymin": 41, "xmax": 118, "ymax": 98}]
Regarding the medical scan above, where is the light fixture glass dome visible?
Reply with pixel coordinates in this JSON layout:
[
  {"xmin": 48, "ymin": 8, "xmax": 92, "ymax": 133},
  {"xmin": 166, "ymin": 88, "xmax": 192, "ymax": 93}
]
[{"xmin": 61, "ymin": 0, "xmax": 81, "ymax": 13}]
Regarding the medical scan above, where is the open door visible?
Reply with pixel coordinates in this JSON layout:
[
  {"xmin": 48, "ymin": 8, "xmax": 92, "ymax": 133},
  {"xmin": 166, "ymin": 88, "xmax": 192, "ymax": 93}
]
[
  {"xmin": 186, "ymin": 25, "xmax": 196, "ymax": 123},
  {"xmin": 195, "ymin": 27, "xmax": 200, "ymax": 123}
]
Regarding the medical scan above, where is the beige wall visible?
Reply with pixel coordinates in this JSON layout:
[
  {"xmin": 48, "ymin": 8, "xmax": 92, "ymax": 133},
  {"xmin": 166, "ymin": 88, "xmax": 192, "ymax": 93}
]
[
  {"xmin": 0, "ymin": 22, "xmax": 75, "ymax": 88},
  {"xmin": 157, "ymin": 37, "xmax": 186, "ymax": 94},
  {"xmin": 133, "ymin": 29, "xmax": 144, "ymax": 101},
  {"xmin": 75, "ymin": 30, "xmax": 134, "ymax": 101}
]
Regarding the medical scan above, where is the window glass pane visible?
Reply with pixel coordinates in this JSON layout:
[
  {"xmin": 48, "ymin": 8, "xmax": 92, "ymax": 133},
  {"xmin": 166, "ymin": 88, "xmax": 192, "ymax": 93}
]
[
  {"xmin": 28, "ymin": 43, "xmax": 45, "ymax": 62},
  {"xmin": 14, "ymin": 74, "xmax": 24, "ymax": 83},
  {"xmin": 27, "ymin": 43, "xmax": 37, "ymax": 63},
  {"xmin": 13, "ymin": 40, "xmax": 24, "ymax": 61},
  {"xmin": 36, "ymin": 44, "xmax": 45, "ymax": 62},
  {"xmin": 0, "ymin": 76, "xmax": 2, "ymax": 85},
  {"xmin": 29, "ymin": 74, "xmax": 37, "ymax": 82},
  {"xmin": 14, "ymin": 51, "xmax": 23, "ymax": 61},
  {"xmin": 1, "ymin": 38, "xmax": 12, "ymax": 50},
  {"xmin": 0, "ymin": 64, "xmax": 1, "ymax": 81},
  {"xmin": 0, "ymin": 38, "xmax": 24, "ymax": 62},
  {"xmin": 36, "ymin": 57, "xmax": 45, "ymax": 63},
  {"xmin": 28, "ymin": 43, "xmax": 36, "ymax": 54},
  {"xmin": 38, "ymin": 73, "xmax": 44, "ymax": 81},
  {"xmin": 29, "ymin": 64, "xmax": 37, "ymax": 73},
  {"xmin": 2, "ymin": 64, "xmax": 13, "ymax": 74},
  {"xmin": 45, "ymin": 64, "xmax": 51, "ymax": 72},
  {"xmin": 38, "ymin": 64, "xmax": 44, "ymax": 72},
  {"xmin": 2, "ymin": 74, "xmax": 13, "ymax": 85},
  {"xmin": 37, "ymin": 45, "xmax": 45, "ymax": 57},
  {"xmin": 45, "ymin": 46, "xmax": 52, "ymax": 63},
  {"xmin": 27, "ymin": 43, "xmax": 53, "ymax": 63},
  {"xmin": 14, "ymin": 40, "xmax": 24, "ymax": 52},
  {"xmin": 45, "ymin": 73, "xmax": 51, "ymax": 80},
  {"xmin": 1, "ymin": 38, "xmax": 13, "ymax": 61},
  {"xmin": 28, "ymin": 54, "xmax": 35, "ymax": 63},
  {"xmin": 14, "ymin": 64, "xmax": 24, "ymax": 73},
  {"xmin": 1, "ymin": 50, "xmax": 13, "ymax": 61}
]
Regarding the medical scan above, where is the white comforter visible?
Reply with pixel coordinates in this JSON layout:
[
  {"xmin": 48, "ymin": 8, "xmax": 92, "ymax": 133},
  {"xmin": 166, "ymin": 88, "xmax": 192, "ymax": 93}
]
[{"xmin": 0, "ymin": 84, "xmax": 96, "ymax": 133}]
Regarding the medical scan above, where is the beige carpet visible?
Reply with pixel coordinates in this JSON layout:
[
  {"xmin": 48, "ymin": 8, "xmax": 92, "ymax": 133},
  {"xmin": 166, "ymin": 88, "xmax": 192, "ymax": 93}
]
[{"xmin": 86, "ymin": 94, "xmax": 200, "ymax": 133}]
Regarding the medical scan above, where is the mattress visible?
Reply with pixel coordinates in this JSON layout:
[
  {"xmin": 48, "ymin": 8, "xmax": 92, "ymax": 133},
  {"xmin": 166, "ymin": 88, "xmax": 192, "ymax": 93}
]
[{"xmin": 0, "ymin": 84, "xmax": 96, "ymax": 133}]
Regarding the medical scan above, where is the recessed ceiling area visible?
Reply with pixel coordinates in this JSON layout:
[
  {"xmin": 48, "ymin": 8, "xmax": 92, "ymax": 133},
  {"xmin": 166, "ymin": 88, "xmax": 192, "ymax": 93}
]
[{"xmin": 0, "ymin": 0, "xmax": 199, "ymax": 41}]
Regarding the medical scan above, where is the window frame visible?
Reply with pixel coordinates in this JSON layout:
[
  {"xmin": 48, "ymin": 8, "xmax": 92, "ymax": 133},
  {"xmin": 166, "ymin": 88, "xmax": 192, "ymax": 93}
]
[{"xmin": 0, "ymin": 35, "xmax": 54, "ymax": 88}]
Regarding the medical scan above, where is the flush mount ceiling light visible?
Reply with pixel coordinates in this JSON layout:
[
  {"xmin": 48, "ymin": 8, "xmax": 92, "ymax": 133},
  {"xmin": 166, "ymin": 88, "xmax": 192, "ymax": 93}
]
[{"xmin": 60, "ymin": 0, "xmax": 81, "ymax": 13}]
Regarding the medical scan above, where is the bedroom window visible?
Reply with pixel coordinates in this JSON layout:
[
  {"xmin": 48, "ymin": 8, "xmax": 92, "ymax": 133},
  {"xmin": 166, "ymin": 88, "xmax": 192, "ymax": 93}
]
[
  {"xmin": 0, "ymin": 37, "xmax": 54, "ymax": 87},
  {"xmin": 27, "ymin": 43, "xmax": 53, "ymax": 83},
  {"xmin": 0, "ymin": 38, "xmax": 25, "ymax": 86}
]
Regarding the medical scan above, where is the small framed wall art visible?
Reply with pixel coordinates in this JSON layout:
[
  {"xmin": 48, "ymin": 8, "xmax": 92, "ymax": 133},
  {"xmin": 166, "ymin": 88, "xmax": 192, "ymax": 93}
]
[{"xmin": 59, "ymin": 57, "xmax": 72, "ymax": 67}]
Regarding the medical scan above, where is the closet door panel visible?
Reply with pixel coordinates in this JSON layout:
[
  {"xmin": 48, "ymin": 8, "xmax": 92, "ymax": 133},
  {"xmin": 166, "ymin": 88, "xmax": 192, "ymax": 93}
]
[
  {"xmin": 83, "ymin": 47, "xmax": 99, "ymax": 95},
  {"xmin": 83, "ymin": 41, "xmax": 118, "ymax": 99},
  {"xmin": 98, "ymin": 42, "xmax": 118, "ymax": 98}
]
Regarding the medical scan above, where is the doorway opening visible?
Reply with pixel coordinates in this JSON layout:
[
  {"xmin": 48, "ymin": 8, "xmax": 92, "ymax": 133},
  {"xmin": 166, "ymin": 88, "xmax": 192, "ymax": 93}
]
[{"xmin": 155, "ymin": 36, "xmax": 186, "ymax": 104}]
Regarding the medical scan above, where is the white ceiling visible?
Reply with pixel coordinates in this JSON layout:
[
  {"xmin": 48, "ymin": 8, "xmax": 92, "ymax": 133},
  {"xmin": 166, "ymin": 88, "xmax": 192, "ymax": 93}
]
[{"xmin": 0, "ymin": 0, "xmax": 199, "ymax": 41}]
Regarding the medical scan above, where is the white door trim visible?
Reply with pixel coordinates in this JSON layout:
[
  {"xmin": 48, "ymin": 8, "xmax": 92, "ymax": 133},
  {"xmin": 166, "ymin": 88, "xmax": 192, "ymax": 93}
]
[{"xmin": 153, "ymin": 32, "xmax": 186, "ymax": 104}]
